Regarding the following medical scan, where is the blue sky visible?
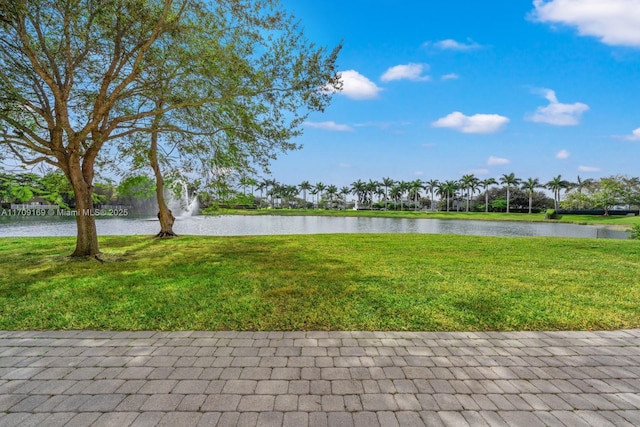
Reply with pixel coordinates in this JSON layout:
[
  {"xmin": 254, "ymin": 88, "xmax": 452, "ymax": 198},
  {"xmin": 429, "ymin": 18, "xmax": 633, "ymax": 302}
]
[{"xmin": 269, "ymin": 0, "xmax": 640, "ymax": 188}]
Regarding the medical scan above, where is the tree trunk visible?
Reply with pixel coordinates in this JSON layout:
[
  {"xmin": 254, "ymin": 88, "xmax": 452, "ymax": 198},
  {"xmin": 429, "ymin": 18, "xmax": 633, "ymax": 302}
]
[
  {"xmin": 68, "ymin": 157, "xmax": 100, "ymax": 257},
  {"xmin": 150, "ymin": 154, "xmax": 176, "ymax": 238},
  {"xmin": 149, "ymin": 102, "xmax": 177, "ymax": 238},
  {"xmin": 156, "ymin": 197, "xmax": 176, "ymax": 237}
]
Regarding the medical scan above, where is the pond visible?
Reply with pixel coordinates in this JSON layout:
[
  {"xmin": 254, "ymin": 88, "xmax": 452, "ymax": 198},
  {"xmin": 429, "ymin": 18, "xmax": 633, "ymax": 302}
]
[{"xmin": 0, "ymin": 214, "xmax": 629, "ymax": 239}]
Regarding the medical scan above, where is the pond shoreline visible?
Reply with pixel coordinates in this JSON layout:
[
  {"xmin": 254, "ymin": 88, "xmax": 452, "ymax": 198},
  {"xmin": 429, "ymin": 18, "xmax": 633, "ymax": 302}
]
[
  {"xmin": 203, "ymin": 208, "xmax": 637, "ymax": 230},
  {"xmin": 0, "ymin": 212, "xmax": 631, "ymax": 239}
]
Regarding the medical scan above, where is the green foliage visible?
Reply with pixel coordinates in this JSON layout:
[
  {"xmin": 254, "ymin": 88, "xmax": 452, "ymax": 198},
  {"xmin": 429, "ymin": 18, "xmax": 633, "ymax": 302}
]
[
  {"xmin": 545, "ymin": 209, "xmax": 557, "ymax": 219},
  {"xmin": 560, "ymin": 192, "xmax": 591, "ymax": 210},
  {"xmin": 0, "ymin": 169, "xmax": 123, "ymax": 208},
  {"xmin": 117, "ymin": 176, "xmax": 155, "ymax": 200},
  {"xmin": 629, "ymin": 224, "xmax": 640, "ymax": 240},
  {"xmin": 590, "ymin": 177, "xmax": 626, "ymax": 214},
  {"xmin": 39, "ymin": 171, "xmax": 74, "ymax": 208},
  {"xmin": 0, "ymin": 172, "xmax": 38, "ymax": 203},
  {"xmin": 491, "ymin": 197, "xmax": 507, "ymax": 211}
]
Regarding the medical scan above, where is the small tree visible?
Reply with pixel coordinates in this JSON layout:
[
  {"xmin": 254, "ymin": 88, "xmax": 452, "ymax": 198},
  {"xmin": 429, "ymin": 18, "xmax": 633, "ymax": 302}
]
[{"xmin": 590, "ymin": 177, "xmax": 625, "ymax": 216}]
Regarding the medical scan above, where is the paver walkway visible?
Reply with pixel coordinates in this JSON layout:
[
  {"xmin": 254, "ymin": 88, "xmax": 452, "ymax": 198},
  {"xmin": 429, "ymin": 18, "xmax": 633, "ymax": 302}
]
[{"xmin": 0, "ymin": 330, "xmax": 639, "ymax": 426}]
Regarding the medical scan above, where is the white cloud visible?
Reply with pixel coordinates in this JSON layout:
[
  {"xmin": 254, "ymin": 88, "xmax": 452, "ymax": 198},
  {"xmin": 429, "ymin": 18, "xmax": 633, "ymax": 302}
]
[
  {"xmin": 532, "ymin": 0, "xmax": 640, "ymax": 47},
  {"xmin": 620, "ymin": 127, "xmax": 640, "ymax": 140},
  {"xmin": 556, "ymin": 149, "xmax": 571, "ymax": 159},
  {"xmin": 578, "ymin": 165, "xmax": 601, "ymax": 172},
  {"xmin": 487, "ymin": 156, "xmax": 511, "ymax": 166},
  {"xmin": 432, "ymin": 112, "xmax": 509, "ymax": 134},
  {"xmin": 441, "ymin": 73, "xmax": 460, "ymax": 80},
  {"xmin": 432, "ymin": 39, "xmax": 482, "ymax": 51},
  {"xmin": 381, "ymin": 63, "xmax": 430, "ymax": 82},
  {"xmin": 304, "ymin": 121, "xmax": 353, "ymax": 132},
  {"xmin": 335, "ymin": 70, "xmax": 382, "ymax": 100},
  {"xmin": 528, "ymin": 89, "xmax": 589, "ymax": 126}
]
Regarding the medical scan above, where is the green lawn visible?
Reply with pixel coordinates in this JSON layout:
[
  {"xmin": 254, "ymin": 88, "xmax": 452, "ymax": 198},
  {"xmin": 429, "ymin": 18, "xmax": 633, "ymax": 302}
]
[{"xmin": 1, "ymin": 234, "xmax": 638, "ymax": 331}]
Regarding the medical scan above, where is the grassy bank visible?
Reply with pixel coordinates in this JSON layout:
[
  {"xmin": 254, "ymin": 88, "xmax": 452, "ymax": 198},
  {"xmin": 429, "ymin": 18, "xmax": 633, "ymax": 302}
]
[
  {"xmin": 206, "ymin": 208, "xmax": 640, "ymax": 229},
  {"xmin": 1, "ymin": 234, "xmax": 638, "ymax": 331}
]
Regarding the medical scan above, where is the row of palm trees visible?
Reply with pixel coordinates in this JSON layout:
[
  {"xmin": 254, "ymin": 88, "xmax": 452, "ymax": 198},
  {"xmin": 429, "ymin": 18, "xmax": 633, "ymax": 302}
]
[{"xmin": 236, "ymin": 173, "xmax": 602, "ymax": 213}]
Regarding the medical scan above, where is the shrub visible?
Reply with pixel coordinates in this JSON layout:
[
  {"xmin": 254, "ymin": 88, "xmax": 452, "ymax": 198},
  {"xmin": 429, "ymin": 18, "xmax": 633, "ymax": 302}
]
[
  {"xmin": 629, "ymin": 224, "xmax": 640, "ymax": 240},
  {"xmin": 545, "ymin": 209, "xmax": 558, "ymax": 219}
]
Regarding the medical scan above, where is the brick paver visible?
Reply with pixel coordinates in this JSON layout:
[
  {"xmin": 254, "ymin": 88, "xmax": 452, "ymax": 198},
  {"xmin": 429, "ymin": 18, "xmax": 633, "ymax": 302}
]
[{"xmin": 0, "ymin": 329, "xmax": 638, "ymax": 426}]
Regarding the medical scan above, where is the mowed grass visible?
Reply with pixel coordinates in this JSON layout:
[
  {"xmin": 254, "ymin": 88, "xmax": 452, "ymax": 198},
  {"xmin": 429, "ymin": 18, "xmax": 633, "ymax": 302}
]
[{"xmin": 0, "ymin": 234, "xmax": 638, "ymax": 331}]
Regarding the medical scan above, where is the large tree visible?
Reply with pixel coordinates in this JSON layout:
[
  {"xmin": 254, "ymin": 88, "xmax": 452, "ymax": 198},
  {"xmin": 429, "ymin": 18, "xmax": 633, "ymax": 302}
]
[{"xmin": 0, "ymin": 0, "xmax": 340, "ymax": 256}]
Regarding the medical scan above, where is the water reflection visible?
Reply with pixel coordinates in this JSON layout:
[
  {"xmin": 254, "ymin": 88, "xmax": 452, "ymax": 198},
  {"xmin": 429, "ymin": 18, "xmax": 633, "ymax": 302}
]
[{"xmin": 0, "ymin": 214, "xmax": 629, "ymax": 239}]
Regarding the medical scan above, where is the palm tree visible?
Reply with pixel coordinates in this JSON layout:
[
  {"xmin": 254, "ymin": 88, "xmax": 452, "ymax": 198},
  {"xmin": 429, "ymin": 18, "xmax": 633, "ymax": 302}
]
[
  {"xmin": 282, "ymin": 185, "xmax": 298, "ymax": 208},
  {"xmin": 314, "ymin": 182, "xmax": 326, "ymax": 209},
  {"xmin": 574, "ymin": 176, "xmax": 594, "ymax": 196},
  {"xmin": 480, "ymin": 178, "xmax": 497, "ymax": 213},
  {"xmin": 397, "ymin": 180, "xmax": 409, "ymax": 211},
  {"xmin": 424, "ymin": 179, "xmax": 439, "ymax": 211},
  {"xmin": 389, "ymin": 184, "xmax": 402, "ymax": 209},
  {"xmin": 239, "ymin": 175, "xmax": 257, "ymax": 196},
  {"xmin": 299, "ymin": 180, "xmax": 312, "ymax": 208},
  {"xmin": 255, "ymin": 180, "xmax": 267, "ymax": 208},
  {"xmin": 500, "ymin": 173, "xmax": 521, "ymax": 213},
  {"xmin": 469, "ymin": 178, "xmax": 480, "ymax": 211},
  {"xmin": 437, "ymin": 180, "xmax": 458, "ymax": 212},
  {"xmin": 408, "ymin": 179, "xmax": 424, "ymax": 210},
  {"xmin": 268, "ymin": 182, "xmax": 282, "ymax": 208},
  {"xmin": 381, "ymin": 177, "xmax": 394, "ymax": 210},
  {"xmin": 521, "ymin": 177, "xmax": 541, "ymax": 214},
  {"xmin": 460, "ymin": 174, "xmax": 478, "ymax": 212},
  {"xmin": 339, "ymin": 186, "xmax": 351, "ymax": 209},
  {"xmin": 565, "ymin": 175, "xmax": 594, "ymax": 209},
  {"xmin": 325, "ymin": 184, "xmax": 338, "ymax": 209},
  {"xmin": 546, "ymin": 175, "xmax": 569, "ymax": 210},
  {"xmin": 263, "ymin": 178, "xmax": 277, "ymax": 208},
  {"xmin": 366, "ymin": 179, "xmax": 380, "ymax": 207},
  {"xmin": 351, "ymin": 179, "xmax": 366, "ymax": 209}
]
